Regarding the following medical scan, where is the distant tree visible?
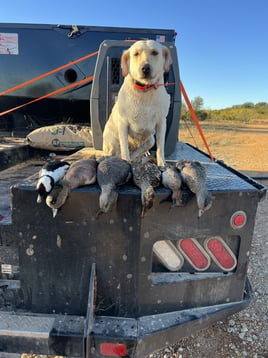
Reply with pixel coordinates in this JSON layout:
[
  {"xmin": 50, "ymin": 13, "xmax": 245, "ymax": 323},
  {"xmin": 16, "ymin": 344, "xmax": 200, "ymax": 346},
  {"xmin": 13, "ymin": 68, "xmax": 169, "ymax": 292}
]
[
  {"xmin": 241, "ymin": 102, "xmax": 254, "ymax": 108},
  {"xmin": 255, "ymin": 102, "xmax": 268, "ymax": 107},
  {"xmin": 191, "ymin": 96, "xmax": 204, "ymax": 111},
  {"xmin": 180, "ymin": 101, "xmax": 190, "ymax": 121},
  {"xmin": 181, "ymin": 97, "xmax": 208, "ymax": 122},
  {"xmin": 231, "ymin": 104, "xmax": 240, "ymax": 108},
  {"xmin": 196, "ymin": 110, "xmax": 208, "ymax": 121}
]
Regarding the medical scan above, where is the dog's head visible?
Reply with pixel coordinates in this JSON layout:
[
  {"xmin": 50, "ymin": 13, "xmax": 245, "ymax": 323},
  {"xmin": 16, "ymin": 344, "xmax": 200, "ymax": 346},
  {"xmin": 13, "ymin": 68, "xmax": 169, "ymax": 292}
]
[{"xmin": 121, "ymin": 40, "xmax": 172, "ymax": 85}]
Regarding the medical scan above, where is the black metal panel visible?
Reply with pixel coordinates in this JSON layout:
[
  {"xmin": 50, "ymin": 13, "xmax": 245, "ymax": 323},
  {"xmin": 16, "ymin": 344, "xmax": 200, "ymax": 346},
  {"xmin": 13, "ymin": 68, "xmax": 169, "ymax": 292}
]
[
  {"xmin": 4, "ymin": 182, "xmax": 260, "ymax": 318},
  {"xmin": 136, "ymin": 190, "xmax": 258, "ymax": 315},
  {"xmin": 7, "ymin": 184, "xmax": 142, "ymax": 316}
]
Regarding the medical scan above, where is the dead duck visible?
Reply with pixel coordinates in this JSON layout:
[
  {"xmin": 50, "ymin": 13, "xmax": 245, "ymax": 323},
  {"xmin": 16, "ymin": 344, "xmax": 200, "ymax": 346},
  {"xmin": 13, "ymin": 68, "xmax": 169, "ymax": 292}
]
[
  {"xmin": 161, "ymin": 165, "xmax": 183, "ymax": 208},
  {"xmin": 45, "ymin": 158, "xmax": 97, "ymax": 217},
  {"xmin": 132, "ymin": 156, "xmax": 162, "ymax": 217},
  {"xmin": 96, "ymin": 156, "xmax": 131, "ymax": 216},
  {"xmin": 36, "ymin": 157, "xmax": 70, "ymax": 203},
  {"xmin": 176, "ymin": 159, "xmax": 212, "ymax": 218}
]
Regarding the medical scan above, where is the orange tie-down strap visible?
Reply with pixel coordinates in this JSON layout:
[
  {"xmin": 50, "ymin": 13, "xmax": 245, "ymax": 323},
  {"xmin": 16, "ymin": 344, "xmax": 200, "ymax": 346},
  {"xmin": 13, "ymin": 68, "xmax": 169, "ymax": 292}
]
[
  {"xmin": 0, "ymin": 76, "xmax": 94, "ymax": 117},
  {"xmin": 0, "ymin": 51, "xmax": 99, "ymax": 97},
  {"xmin": 180, "ymin": 80, "xmax": 214, "ymax": 161}
]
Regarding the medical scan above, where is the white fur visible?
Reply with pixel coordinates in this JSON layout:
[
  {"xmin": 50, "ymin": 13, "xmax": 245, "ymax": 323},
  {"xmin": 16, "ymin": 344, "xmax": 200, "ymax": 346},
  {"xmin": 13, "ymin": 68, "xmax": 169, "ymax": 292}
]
[
  {"xmin": 39, "ymin": 164, "xmax": 69, "ymax": 183},
  {"xmin": 102, "ymin": 40, "xmax": 172, "ymax": 166}
]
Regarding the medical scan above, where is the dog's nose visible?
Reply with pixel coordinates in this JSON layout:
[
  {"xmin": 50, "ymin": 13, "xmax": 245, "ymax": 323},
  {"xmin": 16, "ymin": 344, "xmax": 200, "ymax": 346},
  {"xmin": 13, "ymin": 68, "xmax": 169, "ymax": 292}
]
[{"xmin": 141, "ymin": 64, "xmax": 151, "ymax": 77}]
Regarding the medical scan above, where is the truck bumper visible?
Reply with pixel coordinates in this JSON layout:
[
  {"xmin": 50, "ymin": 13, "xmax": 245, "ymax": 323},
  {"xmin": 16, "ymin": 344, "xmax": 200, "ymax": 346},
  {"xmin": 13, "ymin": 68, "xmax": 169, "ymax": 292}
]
[{"xmin": 0, "ymin": 275, "xmax": 253, "ymax": 358}]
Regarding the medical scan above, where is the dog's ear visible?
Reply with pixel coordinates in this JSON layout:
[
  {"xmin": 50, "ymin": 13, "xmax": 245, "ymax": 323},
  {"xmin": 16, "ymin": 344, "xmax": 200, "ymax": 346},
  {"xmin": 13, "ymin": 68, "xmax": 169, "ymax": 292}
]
[
  {"xmin": 121, "ymin": 49, "xmax": 130, "ymax": 77},
  {"xmin": 162, "ymin": 46, "xmax": 173, "ymax": 72}
]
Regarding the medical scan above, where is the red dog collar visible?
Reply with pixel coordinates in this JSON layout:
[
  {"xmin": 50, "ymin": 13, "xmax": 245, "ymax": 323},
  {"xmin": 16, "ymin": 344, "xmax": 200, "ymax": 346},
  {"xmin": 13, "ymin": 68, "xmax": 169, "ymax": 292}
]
[{"xmin": 133, "ymin": 81, "xmax": 158, "ymax": 91}]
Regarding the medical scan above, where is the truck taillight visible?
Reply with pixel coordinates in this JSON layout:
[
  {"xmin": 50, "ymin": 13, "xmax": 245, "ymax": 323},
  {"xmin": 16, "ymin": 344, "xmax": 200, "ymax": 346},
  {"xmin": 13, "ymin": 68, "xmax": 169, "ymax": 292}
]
[
  {"xmin": 230, "ymin": 210, "xmax": 247, "ymax": 229},
  {"xmin": 178, "ymin": 238, "xmax": 210, "ymax": 271},
  {"xmin": 204, "ymin": 237, "xmax": 237, "ymax": 271},
  {"xmin": 153, "ymin": 240, "xmax": 184, "ymax": 271},
  {"xmin": 100, "ymin": 343, "xmax": 127, "ymax": 356}
]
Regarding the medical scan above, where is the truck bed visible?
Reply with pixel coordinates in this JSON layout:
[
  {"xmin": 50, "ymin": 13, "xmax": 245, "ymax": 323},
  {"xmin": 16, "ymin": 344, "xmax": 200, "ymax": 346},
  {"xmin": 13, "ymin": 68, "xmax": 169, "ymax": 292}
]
[{"xmin": 0, "ymin": 141, "xmax": 266, "ymax": 358}]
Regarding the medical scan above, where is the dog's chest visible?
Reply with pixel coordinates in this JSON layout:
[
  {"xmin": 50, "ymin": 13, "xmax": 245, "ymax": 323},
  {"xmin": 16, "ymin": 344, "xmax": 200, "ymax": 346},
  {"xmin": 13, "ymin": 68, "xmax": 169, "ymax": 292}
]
[{"xmin": 129, "ymin": 109, "xmax": 157, "ymax": 134}]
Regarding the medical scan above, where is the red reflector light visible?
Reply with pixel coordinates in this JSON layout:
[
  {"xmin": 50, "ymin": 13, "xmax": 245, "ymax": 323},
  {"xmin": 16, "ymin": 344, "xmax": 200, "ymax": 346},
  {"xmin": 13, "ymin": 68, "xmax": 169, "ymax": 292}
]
[
  {"xmin": 178, "ymin": 239, "xmax": 210, "ymax": 271},
  {"xmin": 100, "ymin": 343, "xmax": 127, "ymax": 356},
  {"xmin": 230, "ymin": 211, "xmax": 247, "ymax": 229},
  {"xmin": 204, "ymin": 237, "xmax": 237, "ymax": 271}
]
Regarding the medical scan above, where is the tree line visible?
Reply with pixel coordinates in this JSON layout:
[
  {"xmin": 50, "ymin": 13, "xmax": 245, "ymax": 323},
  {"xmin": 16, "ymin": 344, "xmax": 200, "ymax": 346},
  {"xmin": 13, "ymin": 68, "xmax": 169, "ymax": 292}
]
[{"xmin": 181, "ymin": 97, "xmax": 268, "ymax": 123}]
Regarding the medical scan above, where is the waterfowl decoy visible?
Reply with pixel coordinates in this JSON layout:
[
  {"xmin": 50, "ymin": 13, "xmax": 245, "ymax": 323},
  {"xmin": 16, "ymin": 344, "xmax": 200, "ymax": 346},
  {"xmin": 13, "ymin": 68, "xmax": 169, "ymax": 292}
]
[
  {"xmin": 132, "ymin": 157, "xmax": 162, "ymax": 217},
  {"xmin": 176, "ymin": 159, "xmax": 212, "ymax": 218},
  {"xmin": 45, "ymin": 158, "xmax": 97, "ymax": 217},
  {"xmin": 161, "ymin": 165, "xmax": 183, "ymax": 208},
  {"xmin": 36, "ymin": 158, "xmax": 70, "ymax": 203},
  {"xmin": 96, "ymin": 156, "xmax": 131, "ymax": 216}
]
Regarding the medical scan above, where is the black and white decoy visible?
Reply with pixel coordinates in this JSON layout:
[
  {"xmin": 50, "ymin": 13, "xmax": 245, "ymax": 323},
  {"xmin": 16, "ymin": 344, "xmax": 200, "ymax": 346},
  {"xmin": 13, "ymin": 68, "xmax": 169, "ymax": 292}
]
[
  {"xmin": 45, "ymin": 158, "xmax": 97, "ymax": 217},
  {"xmin": 36, "ymin": 157, "xmax": 70, "ymax": 203},
  {"xmin": 131, "ymin": 156, "xmax": 161, "ymax": 217},
  {"xmin": 96, "ymin": 156, "xmax": 131, "ymax": 216},
  {"xmin": 176, "ymin": 159, "xmax": 212, "ymax": 218}
]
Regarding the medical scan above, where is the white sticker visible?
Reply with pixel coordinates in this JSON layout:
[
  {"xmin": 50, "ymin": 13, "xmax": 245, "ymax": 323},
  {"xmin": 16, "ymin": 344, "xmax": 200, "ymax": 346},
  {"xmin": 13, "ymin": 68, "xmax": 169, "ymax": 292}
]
[
  {"xmin": 1, "ymin": 264, "xmax": 12, "ymax": 274},
  {"xmin": 0, "ymin": 33, "xmax": 19, "ymax": 55}
]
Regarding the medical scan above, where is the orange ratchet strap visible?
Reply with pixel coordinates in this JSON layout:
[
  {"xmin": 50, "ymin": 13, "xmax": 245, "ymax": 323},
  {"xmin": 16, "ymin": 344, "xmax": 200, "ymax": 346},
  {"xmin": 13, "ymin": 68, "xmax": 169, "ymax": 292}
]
[
  {"xmin": 0, "ymin": 51, "xmax": 99, "ymax": 97},
  {"xmin": 0, "ymin": 76, "xmax": 94, "ymax": 117},
  {"xmin": 180, "ymin": 81, "xmax": 214, "ymax": 161}
]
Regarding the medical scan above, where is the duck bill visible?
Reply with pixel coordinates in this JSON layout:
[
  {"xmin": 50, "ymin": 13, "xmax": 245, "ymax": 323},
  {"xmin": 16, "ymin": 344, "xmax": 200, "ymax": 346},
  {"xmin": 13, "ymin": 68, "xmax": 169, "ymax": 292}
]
[
  {"xmin": 95, "ymin": 209, "xmax": 104, "ymax": 218},
  {"xmin": 198, "ymin": 208, "xmax": 204, "ymax": 218},
  {"xmin": 52, "ymin": 208, "xmax": 58, "ymax": 218},
  {"xmin": 37, "ymin": 194, "xmax": 42, "ymax": 204},
  {"xmin": 141, "ymin": 207, "xmax": 146, "ymax": 218}
]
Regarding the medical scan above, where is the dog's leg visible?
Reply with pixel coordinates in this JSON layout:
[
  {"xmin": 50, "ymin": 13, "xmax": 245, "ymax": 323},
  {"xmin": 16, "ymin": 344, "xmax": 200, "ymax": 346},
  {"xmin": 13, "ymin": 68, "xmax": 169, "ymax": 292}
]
[
  {"xmin": 118, "ymin": 123, "xmax": 131, "ymax": 162},
  {"xmin": 103, "ymin": 130, "xmax": 119, "ymax": 156},
  {"xmin": 155, "ymin": 120, "xmax": 166, "ymax": 166},
  {"xmin": 130, "ymin": 135, "xmax": 155, "ymax": 162}
]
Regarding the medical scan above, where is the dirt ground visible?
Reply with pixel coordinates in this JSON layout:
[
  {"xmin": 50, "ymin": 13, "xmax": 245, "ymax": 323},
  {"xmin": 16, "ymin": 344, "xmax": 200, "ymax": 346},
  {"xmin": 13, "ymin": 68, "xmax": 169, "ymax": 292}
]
[
  {"xmin": 1, "ymin": 122, "xmax": 268, "ymax": 358},
  {"xmin": 179, "ymin": 122, "xmax": 268, "ymax": 172}
]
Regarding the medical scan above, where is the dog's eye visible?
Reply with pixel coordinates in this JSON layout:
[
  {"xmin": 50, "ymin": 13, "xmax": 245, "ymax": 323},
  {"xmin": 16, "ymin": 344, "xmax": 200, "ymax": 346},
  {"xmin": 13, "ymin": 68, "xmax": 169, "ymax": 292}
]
[
  {"xmin": 133, "ymin": 51, "xmax": 139, "ymax": 57},
  {"xmin": 151, "ymin": 50, "xmax": 158, "ymax": 56}
]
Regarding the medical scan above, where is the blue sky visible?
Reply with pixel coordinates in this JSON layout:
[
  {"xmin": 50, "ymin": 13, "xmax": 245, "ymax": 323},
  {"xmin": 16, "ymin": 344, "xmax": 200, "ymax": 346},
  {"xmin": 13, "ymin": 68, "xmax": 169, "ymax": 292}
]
[{"xmin": 1, "ymin": 0, "xmax": 267, "ymax": 109}]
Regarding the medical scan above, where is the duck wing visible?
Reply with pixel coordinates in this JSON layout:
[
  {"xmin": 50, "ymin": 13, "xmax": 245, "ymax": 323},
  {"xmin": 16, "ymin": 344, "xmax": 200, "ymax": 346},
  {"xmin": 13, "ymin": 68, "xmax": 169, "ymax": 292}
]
[
  {"xmin": 177, "ymin": 160, "xmax": 207, "ymax": 193},
  {"xmin": 97, "ymin": 156, "xmax": 131, "ymax": 187},
  {"xmin": 65, "ymin": 159, "xmax": 97, "ymax": 189},
  {"xmin": 132, "ymin": 160, "xmax": 161, "ymax": 189}
]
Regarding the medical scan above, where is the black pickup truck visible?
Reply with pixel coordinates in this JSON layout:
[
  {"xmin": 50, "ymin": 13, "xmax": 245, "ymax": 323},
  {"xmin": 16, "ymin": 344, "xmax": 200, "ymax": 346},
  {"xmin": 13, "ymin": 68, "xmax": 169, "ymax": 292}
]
[{"xmin": 0, "ymin": 23, "xmax": 266, "ymax": 358}]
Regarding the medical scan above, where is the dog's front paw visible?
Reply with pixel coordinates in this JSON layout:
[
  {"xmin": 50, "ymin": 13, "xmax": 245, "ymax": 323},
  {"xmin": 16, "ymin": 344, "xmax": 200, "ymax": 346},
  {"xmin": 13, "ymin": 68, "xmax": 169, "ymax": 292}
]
[
  {"xmin": 121, "ymin": 153, "xmax": 131, "ymax": 163},
  {"xmin": 157, "ymin": 159, "xmax": 166, "ymax": 167}
]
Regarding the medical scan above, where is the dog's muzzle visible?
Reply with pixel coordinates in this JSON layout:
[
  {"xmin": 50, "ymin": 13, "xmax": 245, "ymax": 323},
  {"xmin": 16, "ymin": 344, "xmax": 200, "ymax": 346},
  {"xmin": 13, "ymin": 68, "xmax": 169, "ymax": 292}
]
[{"xmin": 141, "ymin": 63, "xmax": 151, "ymax": 78}]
